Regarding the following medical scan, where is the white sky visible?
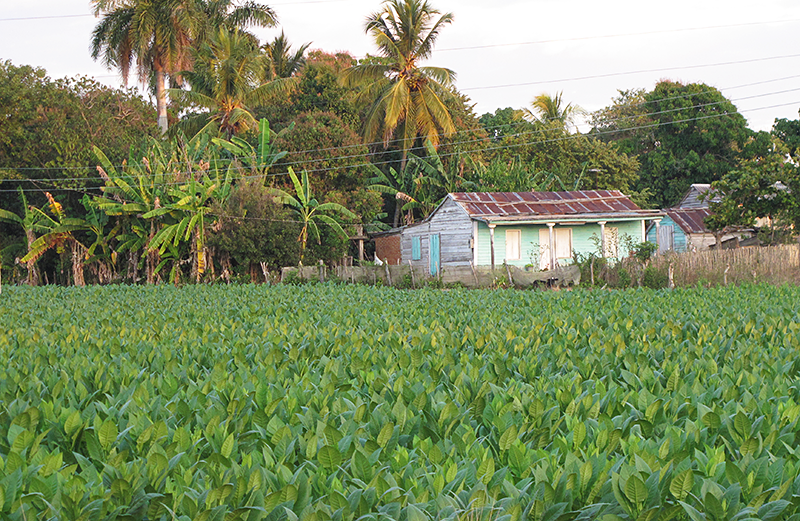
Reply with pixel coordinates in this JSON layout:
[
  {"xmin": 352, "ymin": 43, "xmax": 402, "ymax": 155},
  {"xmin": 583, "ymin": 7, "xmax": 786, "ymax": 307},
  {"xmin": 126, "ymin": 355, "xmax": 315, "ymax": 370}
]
[{"xmin": 2, "ymin": 0, "xmax": 800, "ymax": 132}]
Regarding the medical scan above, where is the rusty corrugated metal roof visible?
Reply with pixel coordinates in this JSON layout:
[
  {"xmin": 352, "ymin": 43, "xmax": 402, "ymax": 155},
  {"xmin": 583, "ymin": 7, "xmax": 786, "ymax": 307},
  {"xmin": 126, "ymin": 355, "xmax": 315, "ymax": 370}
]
[
  {"xmin": 450, "ymin": 191, "xmax": 662, "ymax": 222},
  {"xmin": 666, "ymin": 208, "xmax": 713, "ymax": 234}
]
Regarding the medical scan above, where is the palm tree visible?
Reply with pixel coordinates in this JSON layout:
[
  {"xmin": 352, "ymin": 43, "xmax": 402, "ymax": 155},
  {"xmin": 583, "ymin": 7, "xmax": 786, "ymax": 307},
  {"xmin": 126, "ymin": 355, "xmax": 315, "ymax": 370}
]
[
  {"xmin": 171, "ymin": 28, "xmax": 295, "ymax": 138},
  {"xmin": 342, "ymin": 0, "xmax": 456, "ymax": 166},
  {"xmin": 263, "ymin": 31, "xmax": 311, "ymax": 80},
  {"xmin": 91, "ymin": 0, "xmax": 278, "ymax": 134},
  {"xmin": 271, "ymin": 168, "xmax": 357, "ymax": 262},
  {"xmin": 91, "ymin": 0, "xmax": 198, "ymax": 134},
  {"xmin": 197, "ymin": 0, "xmax": 277, "ymax": 38},
  {"xmin": 523, "ymin": 92, "xmax": 586, "ymax": 133}
]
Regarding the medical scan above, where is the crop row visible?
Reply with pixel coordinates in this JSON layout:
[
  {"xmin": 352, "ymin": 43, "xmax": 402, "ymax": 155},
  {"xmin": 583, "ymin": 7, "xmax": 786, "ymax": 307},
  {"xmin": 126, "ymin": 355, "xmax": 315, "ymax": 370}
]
[{"xmin": 1, "ymin": 284, "xmax": 800, "ymax": 520}]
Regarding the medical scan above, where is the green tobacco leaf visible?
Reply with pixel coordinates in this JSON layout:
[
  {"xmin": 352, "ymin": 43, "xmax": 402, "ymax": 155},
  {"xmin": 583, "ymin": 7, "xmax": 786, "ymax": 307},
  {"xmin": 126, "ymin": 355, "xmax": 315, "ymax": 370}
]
[
  {"xmin": 221, "ymin": 433, "xmax": 235, "ymax": 459},
  {"xmin": 701, "ymin": 412, "xmax": 721, "ymax": 429},
  {"xmin": 625, "ymin": 475, "xmax": 648, "ymax": 506},
  {"xmin": 64, "ymin": 411, "xmax": 82, "ymax": 437},
  {"xmin": 670, "ymin": 469, "xmax": 694, "ymax": 500},
  {"xmin": 318, "ymin": 445, "xmax": 341, "ymax": 471},
  {"xmin": 499, "ymin": 425, "xmax": 518, "ymax": 451},
  {"xmin": 98, "ymin": 419, "xmax": 117, "ymax": 450},
  {"xmin": 734, "ymin": 411, "xmax": 752, "ymax": 438},
  {"xmin": 378, "ymin": 423, "xmax": 394, "ymax": 448}
]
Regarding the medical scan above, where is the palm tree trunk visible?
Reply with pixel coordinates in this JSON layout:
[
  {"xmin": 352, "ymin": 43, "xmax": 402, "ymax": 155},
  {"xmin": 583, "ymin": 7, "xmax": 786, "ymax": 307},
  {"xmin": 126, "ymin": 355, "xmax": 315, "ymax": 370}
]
[{"xmin": 155, "ymin": 67, "xmax": 169, "ymax": 134}]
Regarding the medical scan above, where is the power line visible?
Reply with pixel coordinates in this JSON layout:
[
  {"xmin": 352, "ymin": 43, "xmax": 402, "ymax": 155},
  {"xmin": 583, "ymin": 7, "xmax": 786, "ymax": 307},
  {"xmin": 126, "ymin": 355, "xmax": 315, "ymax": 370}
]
[
  {"xmin": 3, "ymin": 72, "xmax": 799, "ymax": 176},
  {"xmin": 0, "ymin": 0, "xmax": 353, "ymax": 23},
  {"xmin": 437, "ymin": 19, "xmax": 800, "ymax": 53},
  {"xmin": 2, "ymin": 99, "xmax": 798, "ymax": 194},
  {"xmin": 4, "ymin": 83, "xmax": 800, "ymax": 182},
  {"xmin": 462, "ymin": 54, "xmax": 800, "ymax": 91}
]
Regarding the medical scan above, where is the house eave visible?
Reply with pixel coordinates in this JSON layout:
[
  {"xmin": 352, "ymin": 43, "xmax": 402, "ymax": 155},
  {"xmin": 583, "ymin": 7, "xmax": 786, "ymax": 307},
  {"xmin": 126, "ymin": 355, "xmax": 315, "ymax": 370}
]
[{"xmin": 475, "ymin": 211, "xmax": 665, "ymax": 225}]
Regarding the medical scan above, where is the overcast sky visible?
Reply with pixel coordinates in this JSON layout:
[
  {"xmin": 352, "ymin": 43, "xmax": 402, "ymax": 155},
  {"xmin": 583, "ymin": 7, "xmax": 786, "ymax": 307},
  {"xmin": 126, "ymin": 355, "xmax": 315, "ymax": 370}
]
[{"xmin": 2, "ymin": 0, "xmax": 800, "ymax": 132}]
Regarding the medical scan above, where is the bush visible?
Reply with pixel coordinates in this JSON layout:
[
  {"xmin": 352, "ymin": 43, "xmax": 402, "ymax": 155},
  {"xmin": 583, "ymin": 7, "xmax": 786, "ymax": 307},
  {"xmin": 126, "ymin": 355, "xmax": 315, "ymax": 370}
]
[{"xmin": 642, "ymin": 265, "xmax": 669, "ymax": 289}]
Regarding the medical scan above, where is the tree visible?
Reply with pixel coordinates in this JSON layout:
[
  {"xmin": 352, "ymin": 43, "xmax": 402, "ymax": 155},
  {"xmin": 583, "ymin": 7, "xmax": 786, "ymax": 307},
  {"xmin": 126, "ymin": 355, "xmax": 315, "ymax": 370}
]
[
  {"xmin": 208, "ymin": 179, "xmax": 301, "ymax": 279},
  {"xmin": 0, "ymin": 61, "xmax": 157, "ymax": 212},
  {"xmin": 524, "ymin": 92, "xmax": 586, "ymax": 133},
  {"xmin": 91, "ymin": 0, "xmax": 199, "ymax": 133},
  {"xmin": 273, "ymin": 111, "xmax": 371, "ymax": 193},
  {"xmin": 91, "ymin": 0, "xmax": 278, "ymax": 133},
  {"xmin": 479, "ymin": 107, "xmax": 528, "ymax": 142},
  {"xmin": 171, "ymin": 28, "xmax": 295, "ymax": 138},
  {"xmin": 270, "ymin": 168, "xmax": 356, "ymax": 262},
  {"xmin": 263, "ymin": 31, "xmax": 310, "ymax": 80},
  {"xmin": 341, "ymin": 0, "xmax": 456, "ymax": 166},
  {"xmin": 196, "ymin": 0, "xmax": 277, "ymax": 39},
  {"xmin": 591, "ymin": 81, "xmax": 751, "ymax": 208}
]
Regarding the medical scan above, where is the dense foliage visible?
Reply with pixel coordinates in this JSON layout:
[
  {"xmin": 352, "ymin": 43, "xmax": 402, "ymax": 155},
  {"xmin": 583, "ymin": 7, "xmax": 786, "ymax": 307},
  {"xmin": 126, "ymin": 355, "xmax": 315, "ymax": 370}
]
[{"xmin": 2, "ymin": 284, "xmax": 800, "ymax": 519}]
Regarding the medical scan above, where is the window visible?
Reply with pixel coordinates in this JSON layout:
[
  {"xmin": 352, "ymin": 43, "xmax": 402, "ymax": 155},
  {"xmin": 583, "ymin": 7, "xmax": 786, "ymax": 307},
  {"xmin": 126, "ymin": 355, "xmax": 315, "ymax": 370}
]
[
  {"xmin": 505, "ymin": 229, "xmax": 521, "ymax": 260},
  {"xmin": 411, "ymin": 236, "xmax": 421, "ymax": 260},
  {"xmin": 555, "ymin": 228, "xmax": 572, "ymax": 259},
  {"xmin": 539, "ymin": 227, "xmax": 573, "ymax": 269},
  {"xmin": 604, "ymin": 226, "xmax": 619, "ymax": 258}
]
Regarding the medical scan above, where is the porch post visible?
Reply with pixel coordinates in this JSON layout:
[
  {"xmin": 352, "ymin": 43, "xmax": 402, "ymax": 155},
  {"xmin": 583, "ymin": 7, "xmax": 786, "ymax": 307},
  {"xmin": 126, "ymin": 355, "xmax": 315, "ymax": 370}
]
[
  {"xmin": 547, "ymin": 222, "xmax": 556, "ymax": 270},
  {"xmin": 654, "ymin": 219, "xmax": 662, "ymax": 251},
  {"xmin": 598, "ymin": 221, "xmax": 607, "ymax": 258},
  {"xmin": 489, "ymin": 224, "xmax": 496, "ymax": 270}
]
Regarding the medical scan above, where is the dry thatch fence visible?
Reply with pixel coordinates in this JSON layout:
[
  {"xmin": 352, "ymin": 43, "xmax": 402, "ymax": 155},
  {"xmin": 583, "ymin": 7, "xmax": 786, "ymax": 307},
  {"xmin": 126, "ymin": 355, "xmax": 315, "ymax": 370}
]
[{"xmin": 650, "ymin": 244, "xmax": 800, "ymax": 286}]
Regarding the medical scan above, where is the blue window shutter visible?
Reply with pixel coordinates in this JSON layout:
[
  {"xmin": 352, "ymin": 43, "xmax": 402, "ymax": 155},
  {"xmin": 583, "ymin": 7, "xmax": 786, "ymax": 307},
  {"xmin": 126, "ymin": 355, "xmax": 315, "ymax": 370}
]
[{"xmin": 412, "ymin": 237, "xmax": 421, "ymax": 260}]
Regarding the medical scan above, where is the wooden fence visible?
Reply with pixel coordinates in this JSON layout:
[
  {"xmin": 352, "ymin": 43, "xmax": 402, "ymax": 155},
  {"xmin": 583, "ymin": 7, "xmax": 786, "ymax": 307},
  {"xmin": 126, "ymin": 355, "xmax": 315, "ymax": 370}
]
[{"xmin": 650, "ymin": 244, "xmax": 800, "ymax": 286}]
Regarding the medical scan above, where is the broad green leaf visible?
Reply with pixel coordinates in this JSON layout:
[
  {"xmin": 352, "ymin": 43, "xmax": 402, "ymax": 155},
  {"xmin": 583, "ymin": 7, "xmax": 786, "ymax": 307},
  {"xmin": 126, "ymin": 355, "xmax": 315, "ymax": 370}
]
[
  {"xmin": 670, "ymin": 469, "xmax": 694, "ymax": 500},
  {"xmin": 221, "ymin": 433, "xmax": 235, "ymax": 459},
  {"xmin": 499, "ymin": 425, "xmax": 518, "ymax": 451},
  {"xmin": 378, "ymin": 423, "xmax": 394, "ymax": 448},
  {"xmin": 318, "ymin": 445, "xmax": 341, "ymax": 471},
  {"xmin": 98, "ymin": 419, "xmax": 118, "ymax": 450}
]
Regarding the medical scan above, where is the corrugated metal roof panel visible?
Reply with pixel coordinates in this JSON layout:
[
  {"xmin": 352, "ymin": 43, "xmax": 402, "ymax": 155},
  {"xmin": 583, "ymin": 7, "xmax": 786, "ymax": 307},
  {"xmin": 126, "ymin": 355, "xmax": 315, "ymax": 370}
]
[
  {"xmin": 449, "ymin": 191, "xmax": 655, "ymax": 220},
  {"xmin": 666, "ymin": 208, "xmax": 712, "ymax": 234}
]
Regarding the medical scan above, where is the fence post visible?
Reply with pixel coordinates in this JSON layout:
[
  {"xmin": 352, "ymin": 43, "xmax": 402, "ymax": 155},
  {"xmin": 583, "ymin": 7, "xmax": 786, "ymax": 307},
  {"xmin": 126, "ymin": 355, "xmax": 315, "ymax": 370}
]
[{"xmin": 383, "ymin": 259, "xmax": 392, "ymax": 286}]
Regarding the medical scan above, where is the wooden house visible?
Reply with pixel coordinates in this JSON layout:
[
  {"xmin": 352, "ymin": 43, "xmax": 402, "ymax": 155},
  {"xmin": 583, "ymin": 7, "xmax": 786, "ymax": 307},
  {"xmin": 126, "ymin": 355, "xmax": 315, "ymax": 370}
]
[
  {"xmin": 381, "ymin": 191, "xmax": 664, "ymax": 275},
  {"xmin": 646, "ymin": 184, "xmax": 752, "ymax": 252}
]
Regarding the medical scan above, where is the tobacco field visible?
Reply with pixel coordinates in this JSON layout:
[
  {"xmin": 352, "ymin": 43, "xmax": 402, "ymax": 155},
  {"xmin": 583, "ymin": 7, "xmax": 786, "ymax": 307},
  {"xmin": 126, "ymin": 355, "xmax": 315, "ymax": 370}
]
[{"xmin": 2, "ymin": 284, "xmax": 800, "ymax": 521}]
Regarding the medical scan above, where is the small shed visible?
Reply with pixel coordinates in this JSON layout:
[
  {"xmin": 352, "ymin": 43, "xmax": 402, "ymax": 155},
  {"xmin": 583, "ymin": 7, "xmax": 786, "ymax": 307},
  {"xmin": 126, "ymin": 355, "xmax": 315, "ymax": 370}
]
[
  {"xmin": 676, "ymin": 184, "xmax": 721, "ymax": 209},
  {"xmin": 394, "ymin": 191, "xmax": 664, "ymax": 275},
  {"xmin": 647, "ymin": 185, "xmax": 753, "ymax": 253},
  {"xmin": 372, "ymin": 228, "xmax": 402, "ymax": 265}
]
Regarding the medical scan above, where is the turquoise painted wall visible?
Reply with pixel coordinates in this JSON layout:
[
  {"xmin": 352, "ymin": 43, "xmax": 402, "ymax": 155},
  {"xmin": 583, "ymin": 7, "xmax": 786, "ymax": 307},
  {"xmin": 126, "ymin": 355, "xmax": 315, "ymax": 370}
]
[
  {"xmin": 645, "ymin": 216, "xmax": 688, "ymax": 252},
  {"xmin": 476, "ymin": 220, "xmax": 644, "ymax": 267}
]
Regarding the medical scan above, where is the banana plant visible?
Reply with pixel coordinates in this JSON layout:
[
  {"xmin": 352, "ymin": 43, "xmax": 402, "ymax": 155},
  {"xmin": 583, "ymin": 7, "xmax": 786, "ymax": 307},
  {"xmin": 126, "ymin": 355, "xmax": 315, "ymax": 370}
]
[
  {"xmin": 212, "ymin": 118, "xmax": 290, "ymax": 177},
  {"xmin": 0, "ymin": 187, "xmax": 42, "ymax": 285},
  {"xmin": 93, "ymin": 145, "xmax": 169, "ymax": 284},
  {"xmin": 21, "ymin": 192, "xmax": 91, "ymax": 286},
  {"xmin": 408, "ymin": 140, "xmax": 478, "ymax": 216},
  {"xmin": 270, "ymin": 167, "xmax": 357, "ymax": 262},
  {"xmin": 366, "ymin": 162, "xmax": 420, "ymax": 227},
  {"xmin": 143, "ymin": 173, "xmax": 230, "ymax": 283}
]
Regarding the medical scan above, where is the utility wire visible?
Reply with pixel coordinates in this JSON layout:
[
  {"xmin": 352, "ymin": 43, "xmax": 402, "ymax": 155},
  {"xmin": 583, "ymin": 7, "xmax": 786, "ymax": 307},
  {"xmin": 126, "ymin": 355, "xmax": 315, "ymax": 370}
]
[
  {"xmin": 437, "ymin": 19, "xmax": 800, "ymax": 53},
  {"xmin": 2, "ymin": 84, "xmax": 798, "ymax": 184},
  {"xmin": 2, "ymin": 99, "xmax": 798, "ymax": 194},
  {"xmin": 463, "ymin": 54, "xmax": 800, "ymax": 91},
  {"xmin": 3, "ymin": 72, "xmax": 800, "ymax": 175}
]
